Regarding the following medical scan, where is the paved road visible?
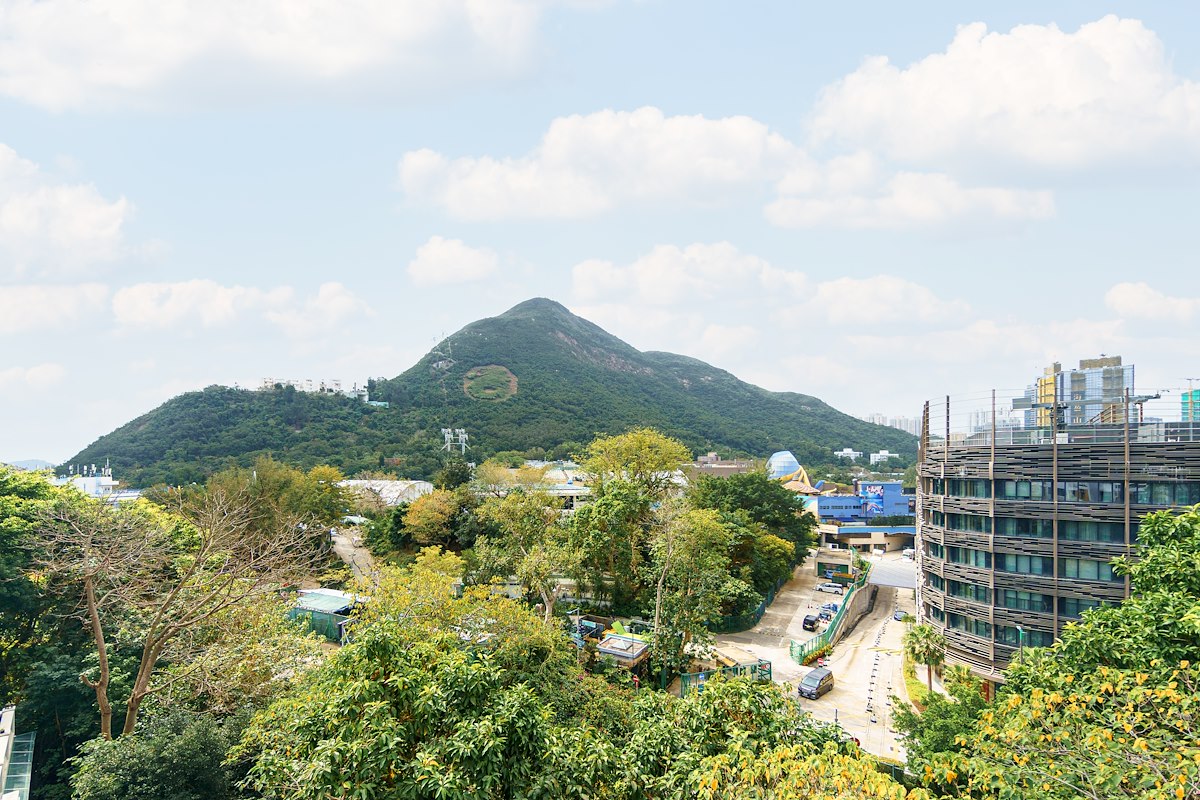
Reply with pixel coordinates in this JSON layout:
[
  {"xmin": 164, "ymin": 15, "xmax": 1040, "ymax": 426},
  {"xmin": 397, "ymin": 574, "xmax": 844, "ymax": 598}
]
[
  {"xmin": 868, "ymin": 555, "xmax": 917, "ymax": 589},
  {"xmin": 715, "ymin": 552, "xmax": 919, "ymax": 759},
  {"xmin": 330, "ymin": 530, "xmax": 378, "ymax": 584}
]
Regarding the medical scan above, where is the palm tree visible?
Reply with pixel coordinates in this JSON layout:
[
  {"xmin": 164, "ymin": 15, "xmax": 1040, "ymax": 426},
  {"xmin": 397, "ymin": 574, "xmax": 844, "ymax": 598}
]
[{"xmin": 903, "ymin": 623, "xmax": 946, "ymax": 694}]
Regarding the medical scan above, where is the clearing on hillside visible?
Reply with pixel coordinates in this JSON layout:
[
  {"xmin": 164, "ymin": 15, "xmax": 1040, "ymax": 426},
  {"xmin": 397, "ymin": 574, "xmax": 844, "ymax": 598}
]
[{"xmin": 463, "ymin": 365, "xmax": 518, "ymax": 401}]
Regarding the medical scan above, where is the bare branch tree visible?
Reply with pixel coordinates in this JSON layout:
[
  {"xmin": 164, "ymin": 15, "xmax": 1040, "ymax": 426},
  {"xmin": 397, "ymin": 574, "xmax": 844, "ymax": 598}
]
[{"xmin": 33, "ymin": 485, "xmax": 324, "ymax": 738}]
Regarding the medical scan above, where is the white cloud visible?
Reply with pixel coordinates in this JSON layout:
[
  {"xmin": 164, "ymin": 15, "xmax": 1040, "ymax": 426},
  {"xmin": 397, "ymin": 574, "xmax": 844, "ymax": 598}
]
[
  {"xmin": 1105, "ymin": 282, "xmax": 1200, "ymax": 322},
  {"xmin": 407, "ymin": 235, "xmax": 499, "ymax": 286},
  {"xmin": 0, "ymin": 0, "xmax": 609, "ymax": 111},
  {"xmin": 0, "ymin": 144, "xmax": 130, "ymax": 278},
  {"xmin": 0, "ymin": 283, "xmax": 109, "ymax": 333},
  {"xmin": 0, "ymin": 362, "xmax": 66, "ymax": 390},
  {"xmin": 810, "ymin": 16, "xmax": 1200, "ymax": 167},
  {"xmin": 572, "ymin": 242, "xmax": 807, "ymax": 305},
  {"xmin": 571, "ymin": 242, "xmax": 972, "ymax": 372},
  {"xmin": 265, "ymin": 282, "xmax": 373, "ymax": 339},
  {"xmin": 768, "ymin": 164, "xmax": 1055, "ymax": 230},
  {"xmin": 400, "ymin": 107, "xmax": 798, "ymax": 220},
  {"xmin": 809, "ymin": 275, "xmax": 970, "ymax": 325},
  {"xmin": 111, "ymin": 279, "xmax": 372, "ymax": 338},
  {"xmin": 112, "ymin": 279, "xmax": 288, "ymax": 328}
]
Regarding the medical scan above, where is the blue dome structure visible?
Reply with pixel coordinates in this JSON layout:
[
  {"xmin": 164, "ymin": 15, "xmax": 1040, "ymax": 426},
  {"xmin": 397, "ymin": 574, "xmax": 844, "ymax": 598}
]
[{"xmin": 766, "ymin": 451, "xmax": 800, "ymax": 480}]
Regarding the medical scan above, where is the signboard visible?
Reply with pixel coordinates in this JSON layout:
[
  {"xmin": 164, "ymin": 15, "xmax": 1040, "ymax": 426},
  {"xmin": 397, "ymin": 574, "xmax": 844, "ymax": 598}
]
[{"xmin": 862, "ymin": 484, "xmax": 885, "ymax": 515}]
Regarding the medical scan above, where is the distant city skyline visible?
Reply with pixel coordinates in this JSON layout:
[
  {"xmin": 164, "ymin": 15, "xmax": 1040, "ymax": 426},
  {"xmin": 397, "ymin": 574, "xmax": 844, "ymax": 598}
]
[{"xmin": 1, "ymin": 2, "xmax": 1197, "ymax": 463}]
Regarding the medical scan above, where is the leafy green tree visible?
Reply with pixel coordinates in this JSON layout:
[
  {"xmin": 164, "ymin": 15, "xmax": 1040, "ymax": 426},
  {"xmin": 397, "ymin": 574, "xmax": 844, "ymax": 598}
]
[
  {"xmin": 892, "ymin": 663, "xmax": 987, "ymax": 772},
  {"xmin": 903, "ymin": 624, "xmax": 946, "ymax": 694},
  {"xmin": 70, "ymin": 710, "xmax": 250, "ymax": 800},
  {"xmin": 433, "ymin": 458, "xmax": 473, "ymax": 489},
  {"xmin": 688, "ymin": 470, "xmax": 816, "ymax": 556},
  {"xmin": 583, "ymin": 428, "xmax": 691, "ymax": 500},
  {"xmin": 563, "ymin": 478, "xmax": 651, "ymax": 606},
  {"xmin": 475, "ymin": 490, "xmax": 577, "ymax": 621},
  {"xmin": 0, "ymin": 467, "xmax": 61, "ymax": 701},
  {"xmin": 647, "ymin": 506, "xmax": 733, "ymax": 680}
]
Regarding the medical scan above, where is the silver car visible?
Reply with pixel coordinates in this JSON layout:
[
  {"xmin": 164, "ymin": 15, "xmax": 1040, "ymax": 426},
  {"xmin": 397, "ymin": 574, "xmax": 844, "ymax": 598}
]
[{"xmin": 816, "ymin": 582, "xmax": 844, "ymax": 594}]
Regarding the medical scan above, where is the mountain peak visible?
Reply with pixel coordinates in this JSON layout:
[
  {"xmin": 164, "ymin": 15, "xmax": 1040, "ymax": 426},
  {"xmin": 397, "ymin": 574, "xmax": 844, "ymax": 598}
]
[{"xmin": 500, "ymin": 297, "xmax": 572, "ymax": 318}]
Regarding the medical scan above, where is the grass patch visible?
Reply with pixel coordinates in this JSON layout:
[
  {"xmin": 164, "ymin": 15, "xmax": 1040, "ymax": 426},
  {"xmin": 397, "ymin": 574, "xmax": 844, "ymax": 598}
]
[
  {"xmin": 463, "ymin": 365, "xmax": 518, "ymax": 401},
  {"xmin": 903, "ymin": 651, "xmax": 929, "ymax": 711}
]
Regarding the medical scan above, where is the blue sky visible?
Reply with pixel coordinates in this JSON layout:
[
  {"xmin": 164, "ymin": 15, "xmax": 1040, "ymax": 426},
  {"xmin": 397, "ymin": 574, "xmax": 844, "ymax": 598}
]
[{"xmin": 2, "ymin": 1, "xmax": 1198, "ymax": 464}]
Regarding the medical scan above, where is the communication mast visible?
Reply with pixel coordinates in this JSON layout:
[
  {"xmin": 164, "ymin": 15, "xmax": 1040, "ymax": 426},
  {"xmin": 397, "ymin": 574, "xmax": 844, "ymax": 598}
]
[{"xmin": 440, "ymin": 427, "xmax": 469, "ymax": 454}]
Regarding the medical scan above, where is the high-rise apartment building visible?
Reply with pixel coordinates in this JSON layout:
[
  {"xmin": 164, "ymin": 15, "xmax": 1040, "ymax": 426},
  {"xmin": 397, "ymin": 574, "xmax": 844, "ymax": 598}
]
[
  {"xmin": 917, "ymin": 366, "xmax": 1200, "ymax": 690},
  {"xmin": 1023, "ymin": 356, "xmax": 1135, "ymax": 428}
]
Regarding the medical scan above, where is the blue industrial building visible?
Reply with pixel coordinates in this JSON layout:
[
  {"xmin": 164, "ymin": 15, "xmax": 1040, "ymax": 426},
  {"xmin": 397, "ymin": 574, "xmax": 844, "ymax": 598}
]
[{"xmin": 802, "ymin": 481, "xmax": 912, "ymax": 523}]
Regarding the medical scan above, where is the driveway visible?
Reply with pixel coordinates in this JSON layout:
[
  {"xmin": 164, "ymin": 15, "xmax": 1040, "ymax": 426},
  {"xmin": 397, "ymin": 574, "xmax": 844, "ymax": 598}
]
[
  {"xmin": 715, "ymin": 552, "xmax": 919, "ymax": 759},
  {"xmin": 330, "ymin": 529, "xmax": 377, "ymax": 584}
]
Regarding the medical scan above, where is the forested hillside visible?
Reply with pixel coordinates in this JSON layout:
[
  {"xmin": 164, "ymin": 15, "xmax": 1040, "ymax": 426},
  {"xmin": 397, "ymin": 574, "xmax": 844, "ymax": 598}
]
[{"xmin": 68, "ymin": 298, "xmax": 916, "ymax": 486}]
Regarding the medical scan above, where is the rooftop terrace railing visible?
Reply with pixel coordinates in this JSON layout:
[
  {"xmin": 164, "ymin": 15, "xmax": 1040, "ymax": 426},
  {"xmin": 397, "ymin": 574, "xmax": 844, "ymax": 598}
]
[{"xmin": 921, "ymin": 387, "xmax": 1200, "ymax": 452}]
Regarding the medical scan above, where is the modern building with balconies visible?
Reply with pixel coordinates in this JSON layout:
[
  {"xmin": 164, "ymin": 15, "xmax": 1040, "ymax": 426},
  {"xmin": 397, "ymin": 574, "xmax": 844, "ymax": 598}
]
[{"xmin": 916, "ymin": 372, "xmax": 1200, "ymax": 689}]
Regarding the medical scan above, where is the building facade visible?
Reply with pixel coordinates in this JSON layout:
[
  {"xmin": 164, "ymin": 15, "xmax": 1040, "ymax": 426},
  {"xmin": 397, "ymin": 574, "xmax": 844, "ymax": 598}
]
[{"xmin": 917, "ymin": 385, "xmax": 1200, "ymax": 684}]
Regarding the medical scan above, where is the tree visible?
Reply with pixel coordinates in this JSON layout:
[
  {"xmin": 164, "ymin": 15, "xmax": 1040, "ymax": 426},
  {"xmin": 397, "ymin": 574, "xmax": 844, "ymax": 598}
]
[
  {"xmin": 647, "ymin": 506, "xmax": 733, "ymax": 679},
  {"xmin": 476, "ymin": 490, "xmax": 576, "ymax": 622},
  {"xmin": 33, "ymin": 486, "xmax": 323, "ymax": 738},
  {"xmin": 892, "ymin": 663, "xmax": 987, "ymax": 772},
  {"xmin": 903, "ymin": 624, "xmax": 946, "ymax": 695},
  {"xmin": 70, "ymin": 709, "xmax": 250, "ymax": 800},
  {"xmin": 563, "ymin": 478, "xmax": 651, "ymax": 606},
  {"xmin": 433, "ymin": 458, "xmax": 473, "ymax": 489},
  {"xmin": 402, "ymin": 488, "xmax": 461, "ymax": 545},
  {"xmin": 688, "ymin": 470, "xmax": 816, "ymax": 556},
  {"xmin": 582, "ymin": 428, "xmax": 691, "ymax": 500},
  {"xmin": 0, "ymin": 466, "xmax": 60, "ymax": 702},
  {"xmin": 949, "ymin": 658, "xmax": 1200, "ymax": 800}
]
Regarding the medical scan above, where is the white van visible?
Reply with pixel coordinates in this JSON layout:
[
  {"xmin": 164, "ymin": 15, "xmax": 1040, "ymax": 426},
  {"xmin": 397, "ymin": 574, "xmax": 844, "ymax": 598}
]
[{"xmin": 901, "ymin": 548, "xmax": 915, "ymax": 560}]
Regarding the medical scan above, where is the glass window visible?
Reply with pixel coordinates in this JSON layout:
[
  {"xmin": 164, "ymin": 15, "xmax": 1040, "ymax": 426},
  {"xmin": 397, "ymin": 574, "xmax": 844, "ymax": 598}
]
[
  {"xmin": 999, "ymin": 589, "xmax": 1053, "ymax": 613},
  {"xmin": 1059, "ymin": 558, "xmax": 1121, "ymax": 582},
  {"xmin": 1059, "ymin": 597, "xmax": 1108, "ymax": 618},
  {"xmin": 996, "ymin": 553, "xmax": 1052, "ymax": 575},
  {"xmin": 998, "ymin": 625, "xmax": 1054, "ymax": 648}
]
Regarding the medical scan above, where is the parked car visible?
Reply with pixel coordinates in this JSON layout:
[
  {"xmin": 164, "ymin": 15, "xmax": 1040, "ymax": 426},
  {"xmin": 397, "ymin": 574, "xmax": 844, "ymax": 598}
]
[
  {"xmin": 798, "ymin": 667, "xmax": 835, "ymax": 699},
  {"xmin": 816, "ymin": 582, "xmax": 844, "ymax": 594},
  {"xmin": 802, "ymin": 614, "xmax": 820, "ymax": 631},
  {"xmin": 818, "ymin": 608, "xmax": 834, "ymax": 621},
  {"xmin": 893, "ymin": 609, "xmax": 908, "ymax": 622}
]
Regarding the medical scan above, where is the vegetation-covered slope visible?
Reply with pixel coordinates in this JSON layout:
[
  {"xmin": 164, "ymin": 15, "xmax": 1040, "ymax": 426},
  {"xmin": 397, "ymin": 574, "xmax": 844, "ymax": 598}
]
[{"xmin": 69, "ymin": 298, "xmax": 915, "ymax": 486}]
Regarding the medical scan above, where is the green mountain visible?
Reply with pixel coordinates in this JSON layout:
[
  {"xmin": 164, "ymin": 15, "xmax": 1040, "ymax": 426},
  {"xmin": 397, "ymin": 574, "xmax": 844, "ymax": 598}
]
[{"xmin": 68, "ymin": 298, "xmax": 916, "ymax": 486}]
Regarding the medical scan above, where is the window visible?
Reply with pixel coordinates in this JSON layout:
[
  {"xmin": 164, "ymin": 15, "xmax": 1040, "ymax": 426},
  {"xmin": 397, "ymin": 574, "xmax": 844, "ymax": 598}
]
[
  {"xmin": 947, "ymin": 546, "xmax": 991, "ymax": 568},
  {"xmin": 997, "ymin": 625, "xmax": 1054, "ymax": 648},
  {"xmin": 1130, "ymin": 482, "xmax": 1200, "ymax": 506},
  {"xmin": 995, "ymin": 553, "xmax": 1053, "ymax": 575},
  {"xmin": 947, "ymin": 580, "xmax": 991, "ymax": 604},
  {"xmin": 999, "ymin": 589, "xmax": 1053, "ymax": 613},
  {"xmin": 947, "ymin": 613, "xmax": 991, "ymax": 638},
  {"xmin": 1059, "ymin": 558, "xmax": 1121, "ymax": 582},
  {"xmin": 926, "ymin": 605, "xmax": 945, "ymax": 623},
  {"xmin": 926, "ymin": 542, "xmax": 945, "ymax": 559},
  {"xmin": 924, "ymin": 572, "xmax": 945, "ymax": 591},
  {"xmin": 995, "ymin": 517, "xmax": 1053, "ymax": 538},
  {"xmin": 1059, "ymin": 520, "xmax": 1126, "ymax": 543},
  {"xmin": 1059, "ymin": 597, "xmax": 1109, "ymax": 618}
]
